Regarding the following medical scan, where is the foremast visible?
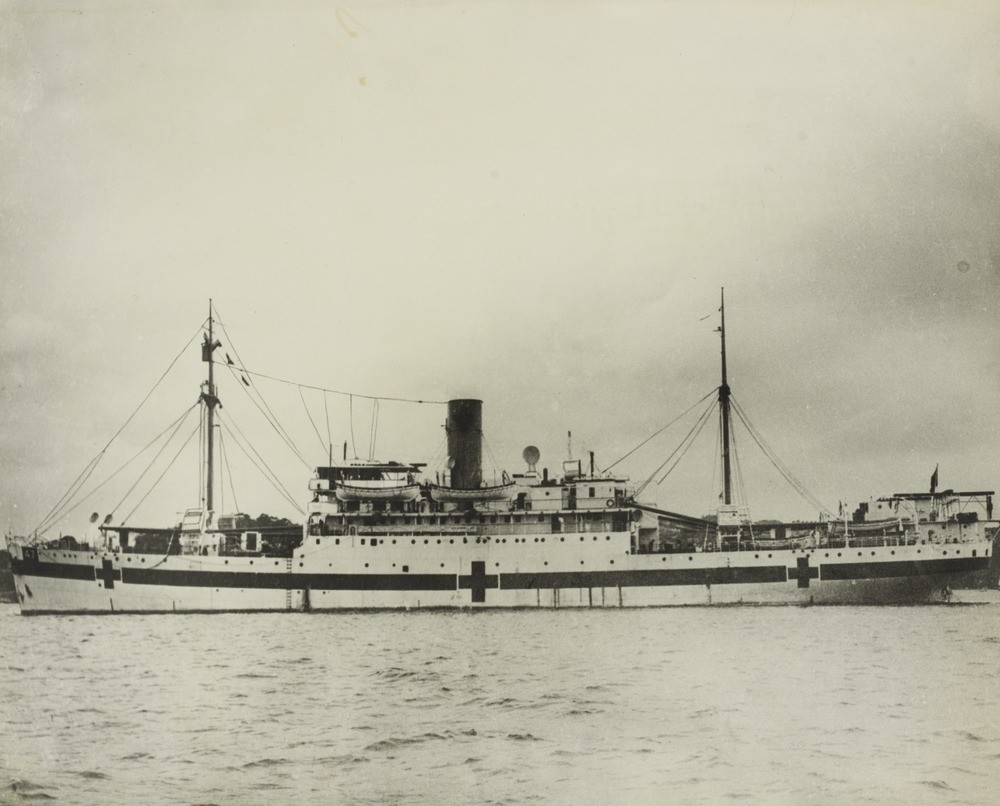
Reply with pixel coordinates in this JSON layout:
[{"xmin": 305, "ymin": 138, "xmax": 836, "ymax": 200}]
[
  {"xmin": 200, "ymin": 300, "xmax": 222, "ymax": 513},
  {"xmin": 718, "ymin": 288, "xmax": 733, "ymax": 507},
  {"xmin": 716, "ymin": 287, "xmax": 746, "ymax": 545}
]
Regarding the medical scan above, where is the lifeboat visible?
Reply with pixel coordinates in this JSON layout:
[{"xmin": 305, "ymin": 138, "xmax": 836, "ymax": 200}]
[
  {"xmin": 334, "ymin": 482, "xmax": 421, "ymax": 502},
  {"xmin": 427, "ymin": 482, "xmax": 516, "ymax": 503}
]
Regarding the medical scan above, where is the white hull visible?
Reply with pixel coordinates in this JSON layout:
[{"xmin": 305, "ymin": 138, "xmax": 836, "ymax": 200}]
[{"xmin": 11, "ymin": 532, "xmax": 992, "ymax": 613}]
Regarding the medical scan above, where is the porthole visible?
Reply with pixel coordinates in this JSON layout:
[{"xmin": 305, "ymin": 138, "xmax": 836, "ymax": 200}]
[
  {"xmin": 688, "ymin": 556, "xmax": 693, "ymax": 562},
  {"xmin": 767, "ymin": 554, "xmax": 772, "ymax": 558},
  {"xmin": 836, "ymin": 553, "xmax": 841, "ymax": 557},
  {"xmin": 890, "ymin": 551, "xmax": 895, "ymax": 555},
  {"xmin": 316, "ymin": 539, "xmax": 321, "ymax": 545},
  {"xmin": 364, "ymin": 563, "xmax": 369, "ymax": 568},
  {"xmin": 440, "ymin": 563, "xmax": 444, "ymax": 568},
  {"xmin": 225, "ymin": 560, "xmax": 229, "ymax": 565},
  {"xmin": 754, "ymin": 554, "xmax": 759, "ymax": 559},
  {"xmin": 544, "ymin": 562, "xmax": 548, "ymax": 566},
  {"xmin": 610, "ymin": 560, "xmax": 614, "ymax": 565},
  {"xmin": 824, "ymin": 553, "xmax": 829, "ymax": 558}
]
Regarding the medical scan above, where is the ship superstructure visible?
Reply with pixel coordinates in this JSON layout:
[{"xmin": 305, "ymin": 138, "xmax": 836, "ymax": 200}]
[{"xmin": 9, "ymin": 298, "xmax": 997, "ymax": 613}]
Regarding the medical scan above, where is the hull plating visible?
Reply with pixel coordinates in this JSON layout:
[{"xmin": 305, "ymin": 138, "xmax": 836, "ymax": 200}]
[{"xmin": 11, "ymin": 535, "xmax": 991, "ymax": 613}]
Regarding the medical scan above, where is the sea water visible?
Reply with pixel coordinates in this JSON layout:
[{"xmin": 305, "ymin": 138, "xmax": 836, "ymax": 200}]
[{"xmin": 1, "ymin": 603, "xmax": 998, "ymax": 805}]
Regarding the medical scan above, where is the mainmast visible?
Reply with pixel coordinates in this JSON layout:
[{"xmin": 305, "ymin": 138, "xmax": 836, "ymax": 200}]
[
  {"xmin": 718, "ymin": 288, "xmax": 733, "ymax": 506},
  {"xmin": 201, "ymin": 300, "xmax": 222, "ymax": 512}
]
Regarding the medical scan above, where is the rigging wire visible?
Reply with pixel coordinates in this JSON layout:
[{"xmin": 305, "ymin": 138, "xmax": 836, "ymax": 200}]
[
  {"xmin": 37, "ymin": 401, "xmax": 201, "ymax": 534},
  {"xmin": 323, "ymin": 391, "xmax": 332, "ymax": 456},
  {"xmin": 31, "ymin": 319, "xmax": 207, "ymax": 537},
  {"xmin": 605, "ymin": 388, "xmax": 718, "ymax": 472},
  {"xmin": 218, "ymin": 425, "xmax": 240, "ymax": 515},
  {"xmin": 220, "ymin": 421, "xmax": 304, "ymax": 515},
  {"xmin": 349, "ymin": 395, "xmax": 358, "ymax": 459},
  {"xmin": 730, "ymin": 395, "xmax": 831, "ymax": 516},
  {"xmin": 481, "ymin": 433, "xmax": 505, "ymax": 485},
  {"xmin": 198, "ymin": 394, "xmax": 205, "ymax": 506},
  {"xmin": 655, "ymin": 398, "xmax": 716, "ymax": 485},
  {"xmin": 218, "ymin": 413, "xmax": 304, "ymax": 514},
  {"xmin": 707, "ymin": 409, "xmax": 722, "ymax": 517},
  {"xmin": 299, "ymin": 385, "xmax": 328, "ymax": 455},
  {"xmin": 219, "ymin": 358, "xmax": 311, "ymax": 470},
  {"xmin": 121, "ymin": 421, "xmax": 201, "ymax": 525},
  {"xmin": 217, "ymin": 408, "xmax": 302, "ymax": 508},
  {"xmin": 211, "ymin": 361, "xmax": 449, "ymax": 406},
  {"xmin": 217, "ymin": 419, "xmax": 224, "ymax": 515},
  {"xmin": 425, "ymin": 433, "xmax": 448, "ymax": 482},
  {"xmin": 729, "ymin": 424, "xmax": 756, "ymax": 543},
  {"xmin": 212, "ymin": 307, "xmax": 309, "ymax": 469},
  {"xmin": 632, "ymin": 396, "xmax": 717, "ymax": 498},
  {"xmin": 730, "ymin": 396, "xmax": 826, "ymax": 513},
  {"xmin": 108, "ymin": 405, "xmax": 200, "ymax": 522},
  {"xmin": 368, "ymin": 399, "xmax": 380, "ymax": 460}
]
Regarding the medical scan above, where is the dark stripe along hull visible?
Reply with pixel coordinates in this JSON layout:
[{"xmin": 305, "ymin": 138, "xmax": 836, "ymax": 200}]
[{"xmin": 10, "ymin": 540, "xmax": 992, "ymax": 612}]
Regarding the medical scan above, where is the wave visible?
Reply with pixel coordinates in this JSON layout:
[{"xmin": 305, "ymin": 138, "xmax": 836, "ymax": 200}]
[
  {"xmin": 365, "ymin": 732, "xmax": 449, "ymax": 752},
  {"xmin": 242, "ymin": 758, "xmax": 291, "ymax": 768}
]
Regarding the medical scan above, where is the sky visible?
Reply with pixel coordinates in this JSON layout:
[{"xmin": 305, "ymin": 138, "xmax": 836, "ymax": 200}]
[{"xmin": 1, "ymin": 0, "xmax": 998, "ymax": 541}]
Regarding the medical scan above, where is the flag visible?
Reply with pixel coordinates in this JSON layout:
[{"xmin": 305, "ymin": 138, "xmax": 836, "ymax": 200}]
[{"xmin": 930, "ymin": 464, "xmax": 938, "ymax": 494}]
